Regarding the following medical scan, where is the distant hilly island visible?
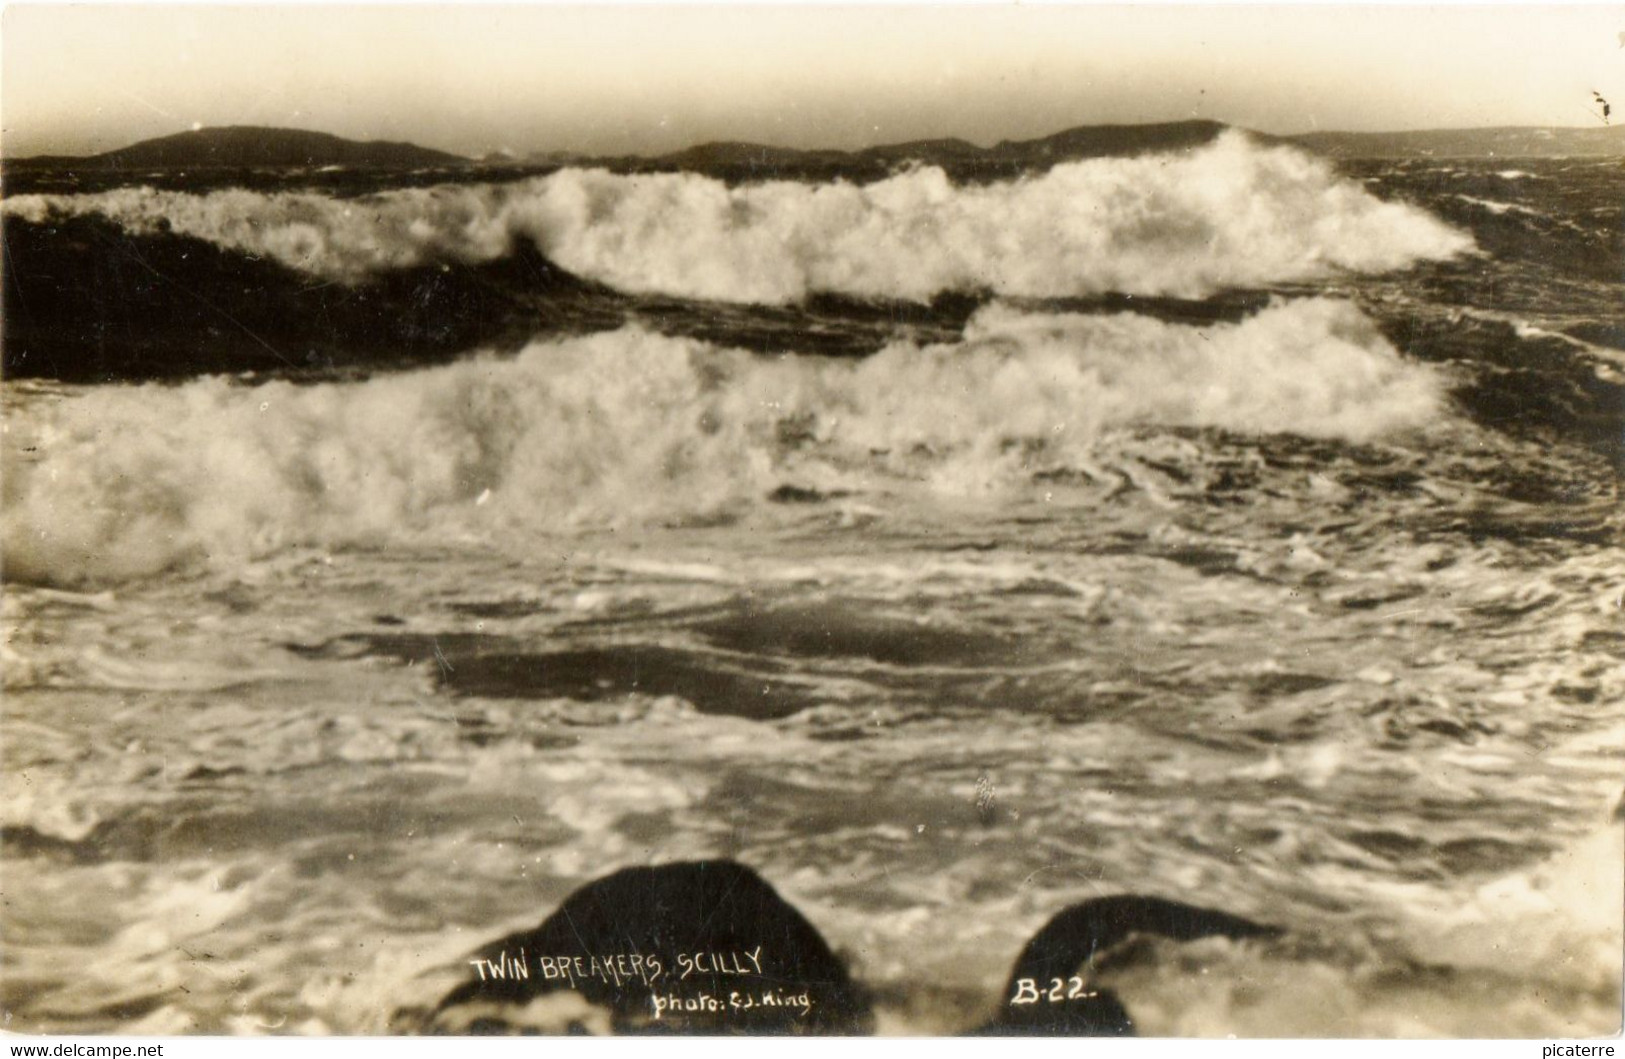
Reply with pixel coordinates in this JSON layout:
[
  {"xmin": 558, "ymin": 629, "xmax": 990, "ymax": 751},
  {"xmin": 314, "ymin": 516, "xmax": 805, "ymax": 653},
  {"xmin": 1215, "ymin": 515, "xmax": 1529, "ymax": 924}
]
[
  {"xmin": 12, "ymin": 125, "xmax": 464, "ymax": 171},
  {"xmin": 4, "ymin": 120, "xmax": 1621, "ymax": 191}
]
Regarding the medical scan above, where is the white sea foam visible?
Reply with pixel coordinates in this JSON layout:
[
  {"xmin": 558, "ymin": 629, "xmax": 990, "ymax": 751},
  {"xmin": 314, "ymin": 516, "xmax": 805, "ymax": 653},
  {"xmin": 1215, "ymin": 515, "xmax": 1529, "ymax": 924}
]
[
  {"xmin": 4, "ymin": 132, "xmax": 1472, "ymax": 304},
  {"xmin": 2, "ymin": 299, "xmax": 1445, "ymax": 585},
  {"xmin": 1452, "ymin": 194, "xmax": 1542, "ymax": 218}
]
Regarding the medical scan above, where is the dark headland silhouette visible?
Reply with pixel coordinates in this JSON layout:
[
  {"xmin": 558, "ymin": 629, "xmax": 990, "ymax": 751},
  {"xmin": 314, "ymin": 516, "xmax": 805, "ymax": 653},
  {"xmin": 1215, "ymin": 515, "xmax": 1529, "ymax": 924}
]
[
  {"xmin": 12, "ymin": 125, "xmax": 465, "ymax": 172},
  {"xmin": 3, "ymin": 119, "xmax": 1247, "ymax": 194},
  {"xmin": 7, "ymin": 118, "xmax": 1622, "ymax": 184},
  {"xmin": 641, "ymin": 119, "xmax": 1244, "ymax": 179}
]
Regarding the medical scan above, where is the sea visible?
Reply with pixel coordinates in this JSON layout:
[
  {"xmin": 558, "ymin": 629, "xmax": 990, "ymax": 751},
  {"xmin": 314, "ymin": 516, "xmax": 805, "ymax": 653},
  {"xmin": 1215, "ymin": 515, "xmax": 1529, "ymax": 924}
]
[{"xmin": 1, "ymin": 129, "xmax": 1621, "ymax": 1036}]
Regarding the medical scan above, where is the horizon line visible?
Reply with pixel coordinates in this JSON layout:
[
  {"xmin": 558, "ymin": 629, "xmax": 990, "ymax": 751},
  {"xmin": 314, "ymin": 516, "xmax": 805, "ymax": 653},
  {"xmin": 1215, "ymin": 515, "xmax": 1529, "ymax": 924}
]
[{"xmin": 7, "ymin": 116, "xmax": 1622, "ymax": 164}]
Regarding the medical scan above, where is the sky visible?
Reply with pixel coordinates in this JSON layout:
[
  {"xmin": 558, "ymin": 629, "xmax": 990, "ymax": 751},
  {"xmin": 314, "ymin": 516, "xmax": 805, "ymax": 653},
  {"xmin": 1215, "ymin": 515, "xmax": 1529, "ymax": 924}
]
[{"xmin": 4, "ymin": 4, "xmax": 1624, "ymax": 159}]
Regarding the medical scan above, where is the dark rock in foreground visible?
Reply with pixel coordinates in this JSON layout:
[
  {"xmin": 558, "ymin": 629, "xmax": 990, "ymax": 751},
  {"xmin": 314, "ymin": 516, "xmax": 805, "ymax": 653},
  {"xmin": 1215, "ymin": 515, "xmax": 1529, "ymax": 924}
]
[
  {"xmin": 427, "ymin": 860, "xmax": 872, "ymax": 1035},
  {"xmin": 978, "ymin": 894, "xmax": 1281, "ymax": 1035},
  {"xmin": 419, "ymin": 859, "xmax": 1284, "ymax": 1036}
]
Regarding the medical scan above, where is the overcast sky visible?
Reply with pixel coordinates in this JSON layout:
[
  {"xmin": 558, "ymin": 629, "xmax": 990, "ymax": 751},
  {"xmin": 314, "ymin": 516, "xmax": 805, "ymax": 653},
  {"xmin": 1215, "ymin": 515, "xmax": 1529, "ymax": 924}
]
[{"xmin": 4, "ymin": 4, "xmax": 1624, "ymax": 158}]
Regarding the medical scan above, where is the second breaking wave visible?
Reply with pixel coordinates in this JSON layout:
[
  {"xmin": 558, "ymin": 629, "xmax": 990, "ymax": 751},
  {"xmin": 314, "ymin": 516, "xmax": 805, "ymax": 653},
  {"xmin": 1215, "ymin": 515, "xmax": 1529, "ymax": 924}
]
[{"xmin": 3, "ymin": 299, "xmax": 1446, "ymax": 585}]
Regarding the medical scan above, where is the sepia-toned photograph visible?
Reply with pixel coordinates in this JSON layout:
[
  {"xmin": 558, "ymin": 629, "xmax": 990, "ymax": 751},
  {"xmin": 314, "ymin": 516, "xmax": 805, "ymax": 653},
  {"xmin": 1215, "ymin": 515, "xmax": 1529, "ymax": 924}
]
[{"xmin": 2, "ymin": 3, "xmax": 1621, "ymax": 1040}]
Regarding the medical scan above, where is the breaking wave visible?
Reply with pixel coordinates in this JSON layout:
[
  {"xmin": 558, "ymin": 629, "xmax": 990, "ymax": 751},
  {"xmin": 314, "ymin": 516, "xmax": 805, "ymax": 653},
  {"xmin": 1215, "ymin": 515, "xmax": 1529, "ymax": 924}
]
[
  {"xmin": 4, "ymin": 132, "xmax": 1471, "ymax": 304},
  {"xmin": 3, "ymin": 298, "xmax": 1444, "ymax": 585}
]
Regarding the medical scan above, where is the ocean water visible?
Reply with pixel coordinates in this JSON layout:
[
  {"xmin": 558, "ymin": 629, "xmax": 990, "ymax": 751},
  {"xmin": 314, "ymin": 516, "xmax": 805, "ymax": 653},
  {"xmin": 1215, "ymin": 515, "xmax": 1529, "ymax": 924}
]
[{"xmin": 2, "ymin": 133, "xmax": 1621, "ymax": 1035}]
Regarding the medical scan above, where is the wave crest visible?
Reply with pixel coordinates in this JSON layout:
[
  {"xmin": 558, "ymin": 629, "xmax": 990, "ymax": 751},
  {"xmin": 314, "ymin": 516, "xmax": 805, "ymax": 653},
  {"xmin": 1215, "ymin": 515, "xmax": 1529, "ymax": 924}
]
[{"xmin": 5, "ymin": 133, "xmax": 1471, "ymax": 304}]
